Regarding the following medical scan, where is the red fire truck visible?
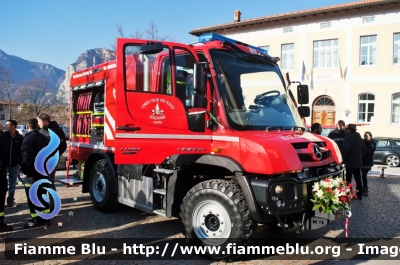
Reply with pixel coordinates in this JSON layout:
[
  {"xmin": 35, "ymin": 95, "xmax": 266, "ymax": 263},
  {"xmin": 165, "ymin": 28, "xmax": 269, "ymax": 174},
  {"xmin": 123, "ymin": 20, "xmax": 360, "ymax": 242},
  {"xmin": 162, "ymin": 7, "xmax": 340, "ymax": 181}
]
[{"xmin": 66, "ymin": 33, "xmax": 344, "ymax": 258}]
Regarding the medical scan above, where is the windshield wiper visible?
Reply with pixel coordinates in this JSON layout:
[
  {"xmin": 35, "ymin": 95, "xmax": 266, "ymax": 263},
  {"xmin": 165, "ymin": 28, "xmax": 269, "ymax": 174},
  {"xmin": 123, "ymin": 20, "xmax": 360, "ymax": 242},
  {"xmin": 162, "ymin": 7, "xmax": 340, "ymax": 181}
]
[
  {"xmin": 265, "ymin": 126, "xmax": 306, "ymax": 132},
  {"xmin": 291, "ymin": 126, "xmax": 306, "ymax": 132},
  {"xmin": 265, "ymin": 126, "xmax": 284, "ymax": 131}
]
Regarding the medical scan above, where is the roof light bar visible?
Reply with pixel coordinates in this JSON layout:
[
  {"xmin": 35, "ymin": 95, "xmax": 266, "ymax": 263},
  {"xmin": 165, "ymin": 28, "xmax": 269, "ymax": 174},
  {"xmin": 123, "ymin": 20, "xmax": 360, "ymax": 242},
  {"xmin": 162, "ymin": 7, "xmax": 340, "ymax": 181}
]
[{"xmin": 199, "ymin": 32, "xmax": 268, "ymax": 55}]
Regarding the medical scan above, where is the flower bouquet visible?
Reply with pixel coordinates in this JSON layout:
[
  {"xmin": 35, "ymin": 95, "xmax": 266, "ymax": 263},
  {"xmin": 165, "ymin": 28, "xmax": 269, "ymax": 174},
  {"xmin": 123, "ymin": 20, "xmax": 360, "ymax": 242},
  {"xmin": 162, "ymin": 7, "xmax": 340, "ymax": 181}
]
[{"xmin": 311, "ymin": 176, "xmax": 357, "ymax": 214}]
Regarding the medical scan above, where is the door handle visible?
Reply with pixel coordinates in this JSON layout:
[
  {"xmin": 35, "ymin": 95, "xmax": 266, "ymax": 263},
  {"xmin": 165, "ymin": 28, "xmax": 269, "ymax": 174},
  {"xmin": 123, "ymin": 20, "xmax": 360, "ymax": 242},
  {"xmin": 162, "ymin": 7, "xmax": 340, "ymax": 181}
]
[{"xmin": 117, "ymin": 126, "xmax": 141, "ymax": 131}]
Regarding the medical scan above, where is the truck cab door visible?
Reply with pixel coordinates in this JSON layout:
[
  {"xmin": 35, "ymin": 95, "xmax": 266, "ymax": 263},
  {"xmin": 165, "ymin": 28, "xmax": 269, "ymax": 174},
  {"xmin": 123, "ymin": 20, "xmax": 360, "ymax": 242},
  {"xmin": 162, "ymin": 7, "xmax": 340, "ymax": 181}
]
[{"xmin": 114, "ymin": 38, "xmax": 211, "ymax": 164}]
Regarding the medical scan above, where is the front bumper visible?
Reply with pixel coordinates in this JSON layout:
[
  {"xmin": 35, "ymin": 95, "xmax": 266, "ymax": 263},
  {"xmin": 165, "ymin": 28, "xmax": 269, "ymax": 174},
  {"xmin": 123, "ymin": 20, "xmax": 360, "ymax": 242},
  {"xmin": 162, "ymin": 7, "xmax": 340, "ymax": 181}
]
[{"xmin": 249, "ymin": 163, "xmax": 344, "ymax": 232}]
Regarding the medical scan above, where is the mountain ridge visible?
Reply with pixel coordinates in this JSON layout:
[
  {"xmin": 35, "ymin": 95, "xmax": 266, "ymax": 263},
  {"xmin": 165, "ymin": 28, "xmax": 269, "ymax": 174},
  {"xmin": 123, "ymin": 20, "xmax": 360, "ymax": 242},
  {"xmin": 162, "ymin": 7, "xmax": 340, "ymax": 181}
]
[
  {"xmin": 57, "ymin": 48, "xmax": 116, "ymax": 102},
  {"xmin": 0, "ymin": 48, "xmax": 116, "ymax": 103},
  {"xmin": 0, "ymin": 49, "xmax": 65, "ymax": 89}
]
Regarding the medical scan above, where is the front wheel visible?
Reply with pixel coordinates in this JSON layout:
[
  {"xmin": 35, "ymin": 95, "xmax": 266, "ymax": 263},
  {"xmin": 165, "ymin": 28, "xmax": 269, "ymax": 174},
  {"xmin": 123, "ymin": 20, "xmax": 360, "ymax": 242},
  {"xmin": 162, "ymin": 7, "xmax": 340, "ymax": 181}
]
[
  {"xmin": 180, "ymin": 179, "xmax": 256, "ymax": 260},
  {"xmin": 386, "ymin": 155, "xmax": 400, "ymax": 167},
  {"xmin": 89, "ymin": 159, "xmax": 119, "ymax": 212}
]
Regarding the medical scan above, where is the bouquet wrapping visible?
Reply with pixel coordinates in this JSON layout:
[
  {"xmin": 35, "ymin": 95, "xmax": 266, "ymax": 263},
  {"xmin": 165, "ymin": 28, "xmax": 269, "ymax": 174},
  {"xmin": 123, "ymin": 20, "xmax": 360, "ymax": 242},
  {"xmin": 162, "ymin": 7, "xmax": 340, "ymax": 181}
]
[{"xmin": 311, "ymin": 176, "xmax": 356, "ymax": 214}]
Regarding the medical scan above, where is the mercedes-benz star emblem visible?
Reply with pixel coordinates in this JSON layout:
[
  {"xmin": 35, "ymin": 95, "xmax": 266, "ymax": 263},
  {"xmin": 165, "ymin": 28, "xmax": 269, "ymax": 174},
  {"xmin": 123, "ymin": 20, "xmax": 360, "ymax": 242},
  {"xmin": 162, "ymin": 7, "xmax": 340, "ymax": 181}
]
[{"xmin": 313, "ymin": 144, "xmax": 323, "ymax": 160}]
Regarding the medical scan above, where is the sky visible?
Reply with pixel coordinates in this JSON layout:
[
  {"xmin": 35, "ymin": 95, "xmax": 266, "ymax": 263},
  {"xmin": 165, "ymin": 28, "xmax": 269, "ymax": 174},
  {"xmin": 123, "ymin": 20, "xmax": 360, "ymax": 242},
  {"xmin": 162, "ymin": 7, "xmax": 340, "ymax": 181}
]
[{"xmin": 0, "ymin": 0, "xmax": 353, "ymax": 70}]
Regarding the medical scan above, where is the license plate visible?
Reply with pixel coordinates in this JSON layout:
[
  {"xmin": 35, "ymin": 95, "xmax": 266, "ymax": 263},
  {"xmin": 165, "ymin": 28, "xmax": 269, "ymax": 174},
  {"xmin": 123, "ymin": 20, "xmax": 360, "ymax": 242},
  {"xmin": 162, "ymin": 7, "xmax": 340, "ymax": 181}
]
[{"xmin": 310, "ymin": 217, "xmax": 328, "ymax": 229}]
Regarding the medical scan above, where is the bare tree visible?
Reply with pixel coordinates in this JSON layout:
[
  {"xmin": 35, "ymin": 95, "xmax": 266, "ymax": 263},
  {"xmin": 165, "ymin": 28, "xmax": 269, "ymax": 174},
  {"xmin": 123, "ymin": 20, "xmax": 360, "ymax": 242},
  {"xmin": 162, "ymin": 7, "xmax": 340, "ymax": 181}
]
[
  {"xmin": 132, "ymin": 28, "xmax": 144, "ymax": 39},
  {"xmin": 144, "ymin": 19, "xmax": 173, "ymax": 41},
  {"xmin": 109, "ymin": 24, "xmax": 125, "ymax": 52},
  {"xmin": 0, "ymin": 66, "xmax": 19, "ymax": 119},
  {"xmin": 145, "ymin": 19, "xmax": 161, "ymax": 40},
  {"xmin": 46, "ymin": 104, "xmax": 70, "ymax": 126},
  {"xmin": 17, "ymin": 77, "xmax": 61, "ymax": 117},
  {"xmin": 109, "ymin": 20, "xmax": 178, "ymax": 52},
  {"xmin": 109, "ymin": 24, "xmax": 145, "ymax": 52},
  {"xmin": 116, "ymin": 23, "xmax": 144, "ymax": 39}
]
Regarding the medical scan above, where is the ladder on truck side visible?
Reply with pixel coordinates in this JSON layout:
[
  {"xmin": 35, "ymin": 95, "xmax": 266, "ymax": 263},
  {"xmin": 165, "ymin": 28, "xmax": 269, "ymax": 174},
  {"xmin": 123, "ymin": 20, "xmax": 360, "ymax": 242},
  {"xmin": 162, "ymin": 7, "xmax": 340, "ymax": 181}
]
[{"xmin": 152, "ymin": 167, "xmax": 176, "ymax": 217}]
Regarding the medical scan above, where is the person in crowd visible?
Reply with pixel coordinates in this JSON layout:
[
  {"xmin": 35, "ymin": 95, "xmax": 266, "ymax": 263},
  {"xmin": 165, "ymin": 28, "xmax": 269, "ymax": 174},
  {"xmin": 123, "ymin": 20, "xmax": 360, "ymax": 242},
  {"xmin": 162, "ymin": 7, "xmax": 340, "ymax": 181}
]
[
  {"xmin": 361, "ymin": 131, "xmax": 376, "ymax": 196},
  {"xmin": 342, "ymin": 124, "xmax": 366, "ymax": 200},
  {"xmin": 37, "ymin": 113, "xmax": 67, "ymax": 193},
  {"xmin": 0, "ymin": 134, "xmax": 13, "ymax": 231},
  {"xmin": 311, "ymin": 123, "xmax": 322, "ymax": 135},
  {"xmin": 0, "ymin": 120, "xmax": 23, "ymax": 207},
  {"xmin": 0, "ymin": 122, "xmax": 4, "ymax": 135},
  {"xmin": 20, "ymin": 118, "xmax": 50, "ymax": 228},
  {"xmin": 328, "ymin": 120, "xmax": 346, "ymax": 155}
]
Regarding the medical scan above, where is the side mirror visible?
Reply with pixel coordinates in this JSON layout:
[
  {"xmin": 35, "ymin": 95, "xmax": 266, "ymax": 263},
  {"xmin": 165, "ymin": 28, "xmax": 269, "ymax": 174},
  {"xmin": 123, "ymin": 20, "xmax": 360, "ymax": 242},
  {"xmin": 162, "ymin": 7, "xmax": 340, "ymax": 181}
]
[
  {"xmin": 193, "ymin": 63, "xmax": 206, "ymax": 92},
  {"xmin": 140, "ymin": 42, "xmax": 163, "ymax": 54},
  {"xmin": 297, "ymin": 85, "xmax": 309, "ymax": 105},
  {"xmin": 298, "ymin": 106, "xmax": 310, "ymax": 117}
]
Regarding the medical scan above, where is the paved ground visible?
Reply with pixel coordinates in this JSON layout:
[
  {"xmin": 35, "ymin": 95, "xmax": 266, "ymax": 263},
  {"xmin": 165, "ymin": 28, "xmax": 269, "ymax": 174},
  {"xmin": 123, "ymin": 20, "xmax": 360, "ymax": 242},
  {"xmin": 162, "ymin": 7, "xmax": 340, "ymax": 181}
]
[
  {"xmin": 1, "ymin": 165, "xmax": 399, "ymax": 265},
  {"xmin": 370, "ymin": 165, "xmax": 400, "ymax": 177}
]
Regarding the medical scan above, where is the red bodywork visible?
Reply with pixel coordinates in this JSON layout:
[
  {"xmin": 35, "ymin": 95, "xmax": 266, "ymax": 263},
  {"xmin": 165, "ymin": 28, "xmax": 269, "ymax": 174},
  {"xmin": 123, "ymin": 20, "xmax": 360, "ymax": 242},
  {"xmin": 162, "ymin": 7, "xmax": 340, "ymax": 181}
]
[{"xmin": 69, "ymin": 38, "xmax": 342, "ymax": 175}]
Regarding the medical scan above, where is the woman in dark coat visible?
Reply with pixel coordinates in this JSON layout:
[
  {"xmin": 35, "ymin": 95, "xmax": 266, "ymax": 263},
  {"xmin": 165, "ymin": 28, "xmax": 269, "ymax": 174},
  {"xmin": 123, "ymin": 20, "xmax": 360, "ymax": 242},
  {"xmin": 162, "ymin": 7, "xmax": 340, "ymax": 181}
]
[{"xmin": 362, "ymin": 131, "xmax": 376, "ymax": 196}]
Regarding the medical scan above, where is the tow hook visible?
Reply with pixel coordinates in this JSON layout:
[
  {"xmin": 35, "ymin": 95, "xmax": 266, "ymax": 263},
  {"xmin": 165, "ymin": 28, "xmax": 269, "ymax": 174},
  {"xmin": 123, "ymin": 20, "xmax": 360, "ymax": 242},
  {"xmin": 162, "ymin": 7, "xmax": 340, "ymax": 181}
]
[{"xmin": 276, "ymin": 213, "xmax": 306, "ymax": 233}]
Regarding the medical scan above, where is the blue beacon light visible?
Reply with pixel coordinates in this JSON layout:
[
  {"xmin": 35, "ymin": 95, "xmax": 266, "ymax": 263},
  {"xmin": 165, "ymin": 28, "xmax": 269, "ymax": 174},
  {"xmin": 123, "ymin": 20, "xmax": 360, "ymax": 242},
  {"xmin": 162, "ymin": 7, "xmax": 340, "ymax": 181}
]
[{"xmin": 199, "ymin": 33, "xmax": 269, "ymax": 55}]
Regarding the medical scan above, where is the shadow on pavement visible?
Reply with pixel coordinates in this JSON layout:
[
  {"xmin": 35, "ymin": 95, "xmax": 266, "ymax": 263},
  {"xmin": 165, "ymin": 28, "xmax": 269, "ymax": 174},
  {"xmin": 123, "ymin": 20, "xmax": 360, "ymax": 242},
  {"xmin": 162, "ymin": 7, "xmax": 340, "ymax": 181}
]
[{"xmin": 1, "ymin": 173, "xmax": 399, "ymax": 264}]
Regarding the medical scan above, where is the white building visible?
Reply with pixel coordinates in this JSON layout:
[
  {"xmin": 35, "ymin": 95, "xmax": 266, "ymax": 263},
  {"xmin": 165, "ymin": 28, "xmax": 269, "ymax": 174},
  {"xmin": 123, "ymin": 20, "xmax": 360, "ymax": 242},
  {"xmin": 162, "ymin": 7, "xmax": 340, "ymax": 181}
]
[{"xmin": 190, "ymin": 0, "xmax": 400, "ymax": 137}]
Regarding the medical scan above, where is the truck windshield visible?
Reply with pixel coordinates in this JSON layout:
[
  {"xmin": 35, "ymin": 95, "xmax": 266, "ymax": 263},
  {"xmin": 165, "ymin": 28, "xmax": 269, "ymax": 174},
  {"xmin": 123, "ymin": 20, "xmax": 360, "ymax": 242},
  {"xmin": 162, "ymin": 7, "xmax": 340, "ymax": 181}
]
[{"xmin": 210, "ymin": 49, "xmax": 304, "ymax": 131}]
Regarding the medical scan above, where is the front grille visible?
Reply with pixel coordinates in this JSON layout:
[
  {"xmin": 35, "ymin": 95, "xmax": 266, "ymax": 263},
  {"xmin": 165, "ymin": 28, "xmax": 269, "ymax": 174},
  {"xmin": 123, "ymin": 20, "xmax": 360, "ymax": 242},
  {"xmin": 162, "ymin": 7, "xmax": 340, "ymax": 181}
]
[
  {"xmin": 298, "ymin": 154, "xmax": 314, "ymax": 162},
  {"xmin": 291, "ymin": 142, "xmax": 331, "ymax": 162},
  {"xmin": 292, "ymin": 142, "xmax": 309, "ymax": 149}
]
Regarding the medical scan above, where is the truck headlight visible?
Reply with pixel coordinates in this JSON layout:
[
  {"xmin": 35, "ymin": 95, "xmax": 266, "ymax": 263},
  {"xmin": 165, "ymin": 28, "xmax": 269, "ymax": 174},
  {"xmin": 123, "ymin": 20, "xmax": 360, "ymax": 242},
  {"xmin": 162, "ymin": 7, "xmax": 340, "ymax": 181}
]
[{"xmin": 275, "ymin": 185, "xmax": 283, "ymax": 194}]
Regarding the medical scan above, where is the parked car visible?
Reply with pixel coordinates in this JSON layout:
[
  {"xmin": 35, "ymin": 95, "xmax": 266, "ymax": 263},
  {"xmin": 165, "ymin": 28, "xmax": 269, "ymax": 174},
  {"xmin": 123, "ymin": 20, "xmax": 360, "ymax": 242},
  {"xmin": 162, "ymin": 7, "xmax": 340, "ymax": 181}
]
[
  {"xmin": 16, "ymin": 125, "xmax": 28, "ymax": 136},
  {"xmin": 59, "ymin": 125, "xmax": 69, "ymax": 140},
  {"xmin": 373, "ymin": 137, "xmax": 400, "ymax": 167}
]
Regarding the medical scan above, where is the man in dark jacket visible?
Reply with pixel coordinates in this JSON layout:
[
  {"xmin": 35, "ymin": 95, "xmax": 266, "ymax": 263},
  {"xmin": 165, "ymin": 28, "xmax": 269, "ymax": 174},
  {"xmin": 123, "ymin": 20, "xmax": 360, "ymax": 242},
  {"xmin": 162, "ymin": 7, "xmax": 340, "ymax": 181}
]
[
  {"xmin": 20, "ymin": 118, "xmax": 50, "ymax": 228},
  {"xmin": 0, "ymin": 134, "xmax": 13, "ymax": 231},
  {"xmin": 311, "ymin": 123, "xmax": 322, "ymax": 135},
  {"xmin": 328, "ymin": 120, "xmax": 346, "ymax": 155},
  {"xmin": 37, "ymin": 113, "xmax": 66, "ymax": 193},
  {"xmin": 342, "ymin": 124, "xmax": 366, "ymax": 200},
  {"xmin": 0, "ymin": 119, "xmax": 24, "ymax": 207}
]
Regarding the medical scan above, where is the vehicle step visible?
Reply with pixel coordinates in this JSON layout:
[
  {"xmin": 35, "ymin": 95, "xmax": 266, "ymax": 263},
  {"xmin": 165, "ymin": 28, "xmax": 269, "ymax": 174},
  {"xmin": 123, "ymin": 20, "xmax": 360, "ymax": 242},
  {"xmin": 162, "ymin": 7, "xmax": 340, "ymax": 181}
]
[
  {"xmin": 58, "ymin": 178, "xmax": 83, "ymax": 185},
  {"xmin": 153, "ymin": 209, "xmax": 166, "ymax": 216},
  {"xmin": 153, "ymin": 168, "xmax": 175, "ymax": 174},
  {"xmin": 153, "ymin": 189, "xmax": 166, "ymax": 195}
]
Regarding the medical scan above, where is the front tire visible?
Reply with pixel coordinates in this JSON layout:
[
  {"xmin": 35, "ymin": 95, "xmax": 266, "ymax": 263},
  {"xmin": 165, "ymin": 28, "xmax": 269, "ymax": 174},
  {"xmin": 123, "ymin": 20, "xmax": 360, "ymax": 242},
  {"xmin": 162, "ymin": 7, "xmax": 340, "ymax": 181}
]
[
  {"xmin": 89, "ymin": 159, "xmax": 119, "ymax": 212},
  {"xmin": 180, "ymin": 179, "xmax": 256, "ymax": 260}
]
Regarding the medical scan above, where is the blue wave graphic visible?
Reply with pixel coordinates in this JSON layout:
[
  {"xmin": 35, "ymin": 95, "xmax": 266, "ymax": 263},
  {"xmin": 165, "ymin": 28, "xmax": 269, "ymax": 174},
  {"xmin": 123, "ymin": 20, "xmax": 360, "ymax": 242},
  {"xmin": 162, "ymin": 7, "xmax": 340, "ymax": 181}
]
[
  {"xmin": 34, "ymin": 129, "xmax": 60, "ymax": 176},
  {"xmin": 29, "ymin": 179, "xmax": 62, "ymax": 220},
  {"xmin": 46, "ymin": 152, "xmax": 59, "ymax": 176}
]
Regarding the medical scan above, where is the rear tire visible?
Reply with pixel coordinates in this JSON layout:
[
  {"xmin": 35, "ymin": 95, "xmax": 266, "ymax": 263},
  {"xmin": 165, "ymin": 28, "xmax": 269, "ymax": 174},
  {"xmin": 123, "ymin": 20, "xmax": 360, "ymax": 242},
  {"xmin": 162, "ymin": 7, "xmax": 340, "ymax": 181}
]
[
  {"xmin": 89, "ymin": 159, "xmax": 119, "ymax": 212},
  {"xmin": 386, "ymin": 155, "xmax": 399, "ymax": 167},
  {"xmin": 180, "ymin": 179, "xmax": 256, "ymax": 260}
]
